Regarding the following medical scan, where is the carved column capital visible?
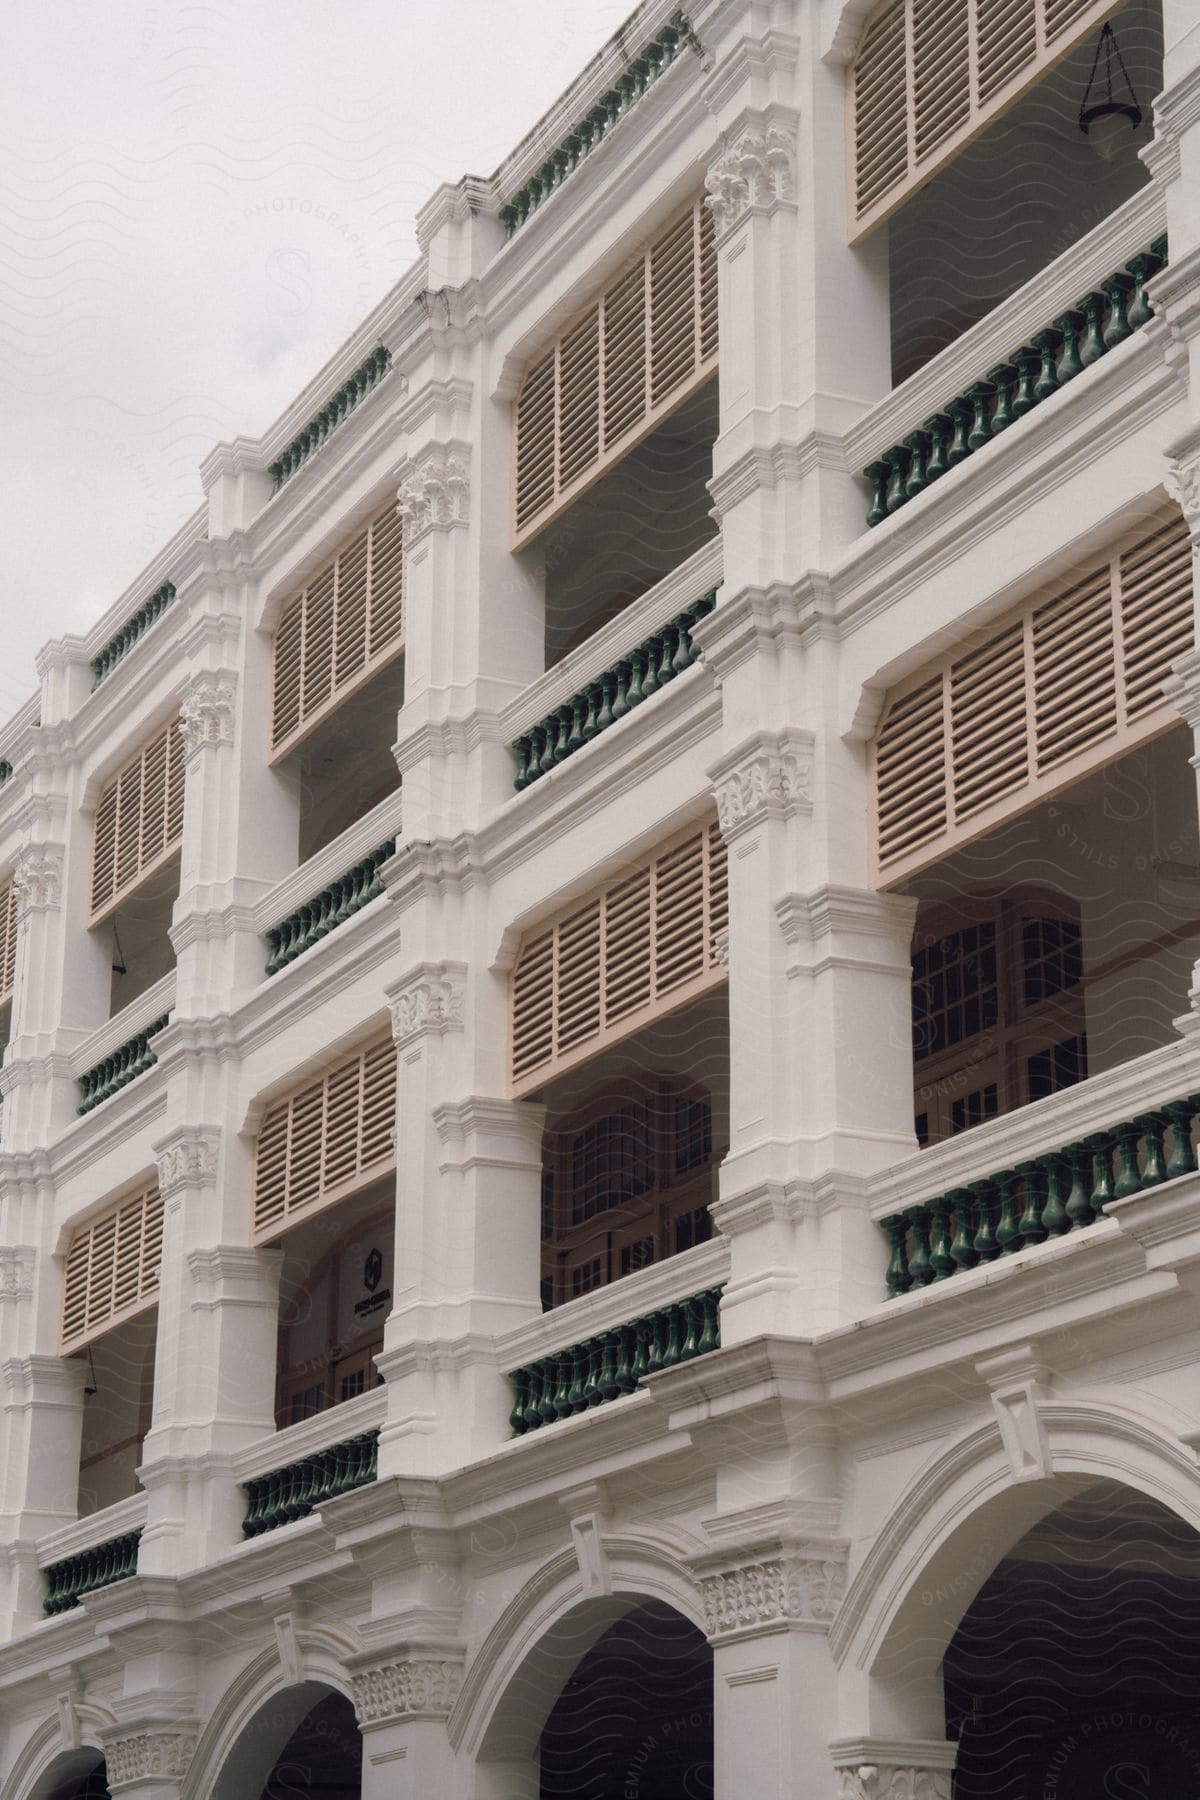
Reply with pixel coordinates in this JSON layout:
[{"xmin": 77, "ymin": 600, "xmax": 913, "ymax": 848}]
[
  {"xmin": 350, "ymin": 1653, "xmax": 465, "ymax": 1726},
  {"xmin": 152, "ymin": 1124, "xmax": 220, "ymax": 1200},
  {"xmin": 707, "ymin": 729, "xmax": 814, "ymax": 843},
  {"xmin": 705, "ymin": 117, "xmax": 797, "ymax": 239},
  {"xmin": 695, "ymin": 1543, "xmax": 848, "ymax": 1642},
  {"xmin": 178, "ymin": 670, "xmax": 237, "ymax": 759},
  {"xmin": 12, "ymin": 844, "xmax": 64, "ymax": 916},
  {"xmin": 387, "ymin": 960, "xmax": 467, "ymax": 1050},
  {"xmin": 829, "ymin": 1742, "xmax": 957, "ymax": 1800},
  {"xmin": 395, "ymin": 445, "xmax": 471, "ymax": 543},
  {"xmin": 100, "ymin": 1724, "xmax": 199, "ymax": 1791},
  {"xmin": 0, "ymin": 1245, "xmax": 35, "ymax": 1302}
]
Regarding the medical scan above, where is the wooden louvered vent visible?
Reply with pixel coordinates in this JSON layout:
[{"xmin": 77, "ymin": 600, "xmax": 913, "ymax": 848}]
[
  {"xmin": 0, "ymin": 877, "xmax": 17, "ymax": 1009},
  {"xmin": 849, "ymin": 0, "xmax": 1123, "ymax": 242},
  {"xmin": 514, "ymin": 196, "xmax": 718, "ymax": 548},
  {"xmin": 90, "ymin": 720, "xmax": 185, "ymax": 924},
  {"xmin": 511, "ymin": 818, "xmax": 729, "ymax": 1097},
  {"xmin": 271, "ymin": 501, "xmax": 405, "ymax": 760},
  {"xmin": 61, "ymin": 1182, "xmax": 163, "ymax": 1352},
  {"xmin": 870, "ymin": 509, "xmax": 1194, "ymax": 885},
  {"xmin": 253, "ymin": 1035, "xmax": 397, "ymax": 1241}
]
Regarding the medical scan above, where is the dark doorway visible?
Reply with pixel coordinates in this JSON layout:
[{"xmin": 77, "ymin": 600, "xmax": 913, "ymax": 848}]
[{"xmin": 260, "ymin": 1691, "xmax": 362, "ymax": 1799}]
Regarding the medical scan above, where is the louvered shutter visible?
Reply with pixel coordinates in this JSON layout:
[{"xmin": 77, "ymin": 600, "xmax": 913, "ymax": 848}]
[
  {"xmin": 90, "ymin": 719, "xmax": 185, "ymax": 923},
  {"xmin": 270, "ymin": 502, "xmax": 405, "ymax": 760},
  {"xmin": 511, "ymin": 818, "xmax": 729, "ymax": 1096},
  {"xmin": 61, "ymin": 1182, "xmax": 163, "ymax": 1352},
  {"xmin": 0, "ymin": 878, "xmax": 17, "ymax": 1008},
  {"xmin": 513, "ymin": 197, "xmax": 718, "ymax": 548},
  {"xmin": 253, "ymin": 1035, "xmax": 397, "ymax": 1240},
  {"xmin": 848, "ymin": 0, "xmax": 1123, "ymax": 241},
  {"xmin": 870, "ymin": 509, "xmax": 1194, "ymax": 884}
]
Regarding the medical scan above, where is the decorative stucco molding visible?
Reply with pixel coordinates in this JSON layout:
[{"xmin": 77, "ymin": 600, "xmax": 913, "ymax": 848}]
[
  {"xmin": 103, "ymin": 1727, "xmax": 198, "ymax": 1789},
  {"xmin": 387, "ymin": 960, "xmax": 467, "ymax": 1049},
  {"xmin": 178, "ymin": 672, "xmax": 237, "ymax": 758},
  {"xmin": 153, "ymin": 1125, "xmax": 220, "ymax": 1198},
  {"xmin": 698, "ymin": 1547, "xmax": 847, "ymax": 1641},
  {"xmin": 351, "ymin": 1655, "xmax": 464, "ymax": 1725},
  {"xmin": 835, "ymin": 1766, "xmax": 953, "ymax": 1800},
  {"xmin": 396, "ymin": 447, "xmax": 470, "ymax": 542},
  {"xmin": 705, "ymin": 122, "xmax": 796, "ymax": 237},
  {"xmin": 0, "ymin": 1246, "xmax": 35, "ymax": 1302},
  {"xmin": 707, "ymin": 729, "xmax": 814, "ymax": 842},
  {"xmin": 13, "ymin": 846, "xmax": 64, "ymax": 916}
]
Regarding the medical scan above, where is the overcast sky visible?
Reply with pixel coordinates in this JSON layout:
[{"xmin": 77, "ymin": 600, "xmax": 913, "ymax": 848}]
[{"xmin": 0, "ymin": 1, "xmax": 632, "ymax": 726}]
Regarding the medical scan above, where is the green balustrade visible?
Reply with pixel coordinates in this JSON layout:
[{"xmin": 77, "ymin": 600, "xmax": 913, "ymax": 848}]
[
  {"xmin": 882, "ymin": 1089, "xmax": 1200, "ymax": 1298},
  {"xmin": 43, "ymin": 1529, "xmax": 142, "ymax": 1615},
  {"xmin": 511, "ymin": 592, "xmax": 716, "ymax": 791},
  {"xmin": 499, "ymin": 13, "xmax": 696, "ymax": 237},
  {"xmin": 76, "ymin": 1013, "xmax": 170, "ymax": 1116},
  {"xmin": 269, "ymin": 346, "xmax": 392, "ymax": 492},
  {"xmin": 0, "ymin": 761, "xmax": 11, "ymax": 787},
  {"xmin": 863, "ymin": 239, "xmax": 1168, "ymax": 529},
  {"xmin": 242, "ymin": 1428, "xmax": 380, "ymax": 1537},
  {"xmin": 90, "ymin": 582, "xmax": 176, "ymax": 689},
  {"xmin": 265, "ymin": 839, "xmax": 395, "ymax": 975},
  {"xmin": 508, "ymin": 1286, "xmax": 722, "ymax": 1435}
]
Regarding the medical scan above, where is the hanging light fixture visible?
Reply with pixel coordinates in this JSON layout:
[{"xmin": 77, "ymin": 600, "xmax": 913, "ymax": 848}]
[{"xmin": 1079, "ymin": 23, "xmax": 1143, "ymax": 161}]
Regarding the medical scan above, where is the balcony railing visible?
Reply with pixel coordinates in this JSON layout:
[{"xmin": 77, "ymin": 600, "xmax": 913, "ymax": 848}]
[
  {"xmin": 508, "ymin": 1285, "xmax": 723, "ymax": 1435},
  {"xmin": 91, "ymin": 582, "xmax": 176, "ymax": 689},
  {"xmin": 269, "ymin": 345, "xmax": 391, "ymax": 491},
  {"xmin": 77, "ymin": 1012, "xmax": 170, "ymax": 1115},
  {"xmin": 43, "ymin": 1529, "xmax": 142, "ymax": 1615},
  {"xmin": 879, "ymin": 1085, "xmax": 1200, "ymax": 1299},
  {"xmin": 242, "ymin": 1429, "xmax": 379, "ymax": 1537},
  {"xmin": 265, "ymin": 839, "xmax": 394, "ymax": 975}
]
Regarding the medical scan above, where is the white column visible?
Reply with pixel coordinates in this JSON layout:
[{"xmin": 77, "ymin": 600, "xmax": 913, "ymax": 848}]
[
  {"xmin": 350, "ymin": 1650, "xmax": 464, "ymax": 1800},
  {"xmin": 98, "ymin": 1723, "xmax": 199, "ymax": 1800}
]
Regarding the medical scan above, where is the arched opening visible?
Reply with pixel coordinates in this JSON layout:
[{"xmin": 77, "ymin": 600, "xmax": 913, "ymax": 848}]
[
  {"xmin": 537, "ymin": 1600, "xmax": 712, "ymax": 1800},
  {"xmin": 211, "ymin": 1683, "xmax": 360, "ymax": 1800},
  {"xmin": 944, "ymin": 1481, "xmax": 1200, "ymax": 1796},
  {"xmin": 30, "ymin": 1752, "xmax": 109, "ymax": 1800}
]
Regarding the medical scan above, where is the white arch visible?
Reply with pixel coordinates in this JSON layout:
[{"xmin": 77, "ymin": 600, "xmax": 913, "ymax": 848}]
[
  {"xmin": 830, "ymin": 1398, "xmax": 1200, "ymax": 1731},
  {"xmin": 451, "ymin": 1530, "xmax": 708, "ymax": 1767},
  {"xmin": 2, "ymin": 1704, "xmax": 116, "ymax": 1800}
]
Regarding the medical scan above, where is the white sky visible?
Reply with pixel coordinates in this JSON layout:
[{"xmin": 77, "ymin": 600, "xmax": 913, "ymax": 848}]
[{"xmin": 0, "ymin": 1, "xmax": 633, "ymax": 724}]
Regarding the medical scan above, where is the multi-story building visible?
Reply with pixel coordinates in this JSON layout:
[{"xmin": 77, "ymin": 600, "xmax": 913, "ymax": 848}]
[{"xmin": 1, "ymin": 0, "xmax": 1198, "ymax": 1794}]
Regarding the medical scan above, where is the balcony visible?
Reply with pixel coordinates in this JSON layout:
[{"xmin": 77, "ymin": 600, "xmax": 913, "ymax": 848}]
[
  {"xmin": 265, "ymin": 838, "xmax": 395, "ymax": 976},
  {"xmin": 502, "ymin": 537, "xmax": 722, "ymax": 792},
  {"xmin": 871, "ymin": 1033, "xmax": 1200, "ymax": 1300},
  {"xmin": 73, "ymin": 971, "xmax": 174, "ymax": 1116},
  {"xmin": 255, "ymin": 789, "xmax": 402, "ymax": 982},
  {"xmin": 234, "ymin": 1388, "xmax": 384, "ymax": 1538},
  {"xmin": 38, "ymin": 1494, "xmax": 146, "ymax": 1616}
]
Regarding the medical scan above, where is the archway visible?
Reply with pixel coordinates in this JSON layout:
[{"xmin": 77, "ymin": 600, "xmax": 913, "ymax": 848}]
[
  {"xmin": 945, "ymin": 1481, "xmax": 1200, "ymax": 1797},
  {"xmin": 29, "ymin": 1754, "xmax": 109, "ymax": 1800},
  {"xmin": 537, "ymin": 1599, "xmax": 712, "ymax": 1800},
  {"xmin": 209, "ymin": 1683, "xmax": 360, "ymax": 1800}
]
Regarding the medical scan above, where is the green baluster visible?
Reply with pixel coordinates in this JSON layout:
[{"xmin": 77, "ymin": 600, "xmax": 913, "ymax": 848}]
[
  {"xmin": 614, "ymin": 1326, "xmax": 635, "ymax": 1394},
  {"xmin": 584, "ymin": 1340, "xmax": 605, "ymax": 1407},
  {"xmin": 904, "ymin": 429, "xmax": 930, "ymax": 497},
  {"xmin": 1015, "ymin": 1160, "xmax": 1046, "ymax": 1246},
  {"xmin": 1053, "ymin": 311, "xmax": 1085, "ymax": 382},
  {"xmin": 553, "ymin": 704, "xmax": 574, "ymax": 763},
  {"xmin": 595, "ymin": 672, "xmax": 616, "ymax": 733},
  {"xmin": 948, "ymin": 1188, "xmax": 977, "ymax": 1271},
  {"xmin": 1010, "ymin": 348, "xmax": 1040, "ymax": 417},
  {"xmin": 610, "ymin": 661, "xmax": 631, "ymax": 720},
  {"xmin": 552, "ymin": 1354, "xmax": 572, "ymax": 1419},
  {"xmin": 265, "ymin": 927, "xmax": 282, "ymax": 976},
  {"xmin": 565, "ymin": 696, "xmax": 585, "ymax": 755},
  {"xmin": 1064, "ymin": 1144, "xmax": 1094, "ymax": 1231},
  {"xmin": 580, "ymin": 685, "xmax": 601, "ymax": 742},
  {"xmin": 906, "ymin": 1208, "xmax": 934, "ymax": 1286},
  {"xmin": 645, "ymin": 1311, "xmax": 665, "ymax": 1373},
  {"xmin": 884, "ymin": 445, "xmax": 910, "ymax": 511},
  {"xmin": 641, "ymin": 635, "xmax": 662, "ymax": 698},
  {"xmin": 1125, "ymin": 251, "xmax": 1162, "ymax": 329},
  {"xmin": 630, "ymin": 1320, "xmax": 649, "ymax": 1383},
  {"xmin": 508, "ymin": 1370, "xmax": 528, "ymax": 1434},
  {"xmin": 1077, "ymin": 292, "xmax": 1107, "ymax": 365},
  {"xmin": 1135, "ymin": 1112, "xmax": 1167, "ymax": 1187},
  {"xmin": 626, "ymin": 649, "xmax": 646, "ymax": 707},
  {"xmin": 567, "ymin": 1344, "xmax": 587, "ymax": 1413},
  {"xmin": 864, "ymin": 461, "xmax": 890, "ymax": 527},
  {"xmin": 537, "ymin": 1357, "xmax": 558, "ymax": 1423},
  {"xmin": 987, "ymin": 366, "xmax": 1017, "ymax": 432},
  {"xmin": 598, "ymin": 1333, "xmax": 620, "ymax": 1403},
  {"xmin": 1112, "ymin": 1122, "xmax": 1143, "ymax": 1199},
  {"xmin": 881, "ymin": 1214, "xmax": 911, "ymax": 1295},
  {"xmin": 966, "ymin": 380, "xmax": 995, "ymax": 450},
  {"xmin": 1041, "ymin": 1152, "xmax": 1069, "ymax": 1236},
  {"xmin": 364, "ymin": 1429, "xmax": 379, "ymax": 1483},
  {"xmin": 994, "ymin": 1169, "xmax": 1022, "ymax": 1254},
  {"xmin": 1031, "ymin": 328, "xmax": 1062, "ymax": 402},
  {"xmin": 657, "ymin": 624, "xmax": 679, "ymax": 683},
  {"xmin": 698, "ymin": 1288, "xmax": 721, "ymax": 1355},
  {"xmin": 928, "ymin": 1199, "xmax": 955, "ymax": 1281},
  {"xmin": 1164, "ymin": 1097, "xmax": 1198, "ymax": 1178},
  {"xmin": 527, "ymin": 726, "xmax": 547, "ymax": 781},
  {"xmin": 672, "ymin": 610, "xmax": 695, "ymax": 674},
  {"xmin": 662, "ymin": 1303, "xmax": 683, "ymax": 1367},
  {"xmin": 679, "ymin": 1295, "xmax": 701, "ymax": 1360},
  {"xmin": 945, "ymin": 399, "xmax": 972, "ymax": 465},
  {"xmin": 1102, "ymin": 272, "xmax": 1134, "ymax": 348},
  {"xmin": 541, "ymin": 714, "xmax": 562, "ymax": 768},
  {"xmin": 513, "ymin": 735, "xmax": 532, "ymax": 788},
  {"xmin": 1086, "ymin": 1132, "xmax": 1116, "ymax": 1217},
  {"xmin": 243, "ymin": 1476, "xmax": 264, "ymax": 1533},
  {"xmin": 971, "ymin": 1180, "xmax": 999, "ymax": 1262},
  {"xmin": 522, "ymin": 1363, "xmax": 544, "ymax": 1430}
]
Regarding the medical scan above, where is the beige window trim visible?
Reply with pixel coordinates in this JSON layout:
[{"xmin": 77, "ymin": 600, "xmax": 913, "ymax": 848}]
[
  {"xmin": 512, "ymin": 196, "xmax": 718, "ymax": 550},
  {"xmin": 253, "ymin": 1035, "xmax": 397, "ymax": 1243},
  {"xmin": 270, "ymin": 501, "xmax": 405, "ymax": 764},
  {"xmin": 848, "ymin": 0, "xmax": 1124, "ymax": 243},
  {"xmin": 511, "ymin": 816, "xmax": 729, "ymax": 1098},
  {"xmin": 61, "ymin": 1182, "xmax": 163, "ymax": 1353},
  {"xmin": 90, "ymin": 719, "xmax": 185, "ymax": 926},
  {"xmin": 870, "ymin": 508, "xmax": 1194, "ymax": 887}
]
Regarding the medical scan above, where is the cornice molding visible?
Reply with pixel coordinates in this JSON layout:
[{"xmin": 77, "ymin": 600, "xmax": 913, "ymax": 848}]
[{"xmin": 691, "ymin": 574, "xmax": 836, "ymax": 684}]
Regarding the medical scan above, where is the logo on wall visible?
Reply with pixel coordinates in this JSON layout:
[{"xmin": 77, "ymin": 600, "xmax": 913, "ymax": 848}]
[
  {"xmin": 355, "ymin": 1246, "xmax": 390, "ymax": 1318},
  {"xmin": 363, "ymin": 1247, "xmax": 383, "ymax": 1292}
]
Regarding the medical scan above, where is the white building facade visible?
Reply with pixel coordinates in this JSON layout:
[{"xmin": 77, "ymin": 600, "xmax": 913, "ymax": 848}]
[{"xmin": 2, "ymin": 0, "xmax": 1200, "ymax": 1794}]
